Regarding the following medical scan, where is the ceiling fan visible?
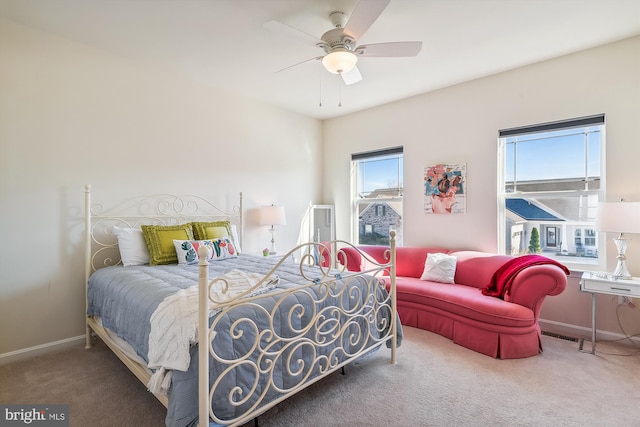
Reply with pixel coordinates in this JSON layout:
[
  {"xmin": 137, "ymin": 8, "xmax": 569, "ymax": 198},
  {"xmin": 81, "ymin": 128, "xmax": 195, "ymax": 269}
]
[{"xmin": 264, "ymin": 0, "xmax": 422, "ymax": 85}]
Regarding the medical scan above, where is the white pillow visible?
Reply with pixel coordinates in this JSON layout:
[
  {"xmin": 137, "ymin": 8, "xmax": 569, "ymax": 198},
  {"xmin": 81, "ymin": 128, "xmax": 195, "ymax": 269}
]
[
  {"xmin": 230, "ymin": 224, "xmax": 242, "ymax": 254},
  {"xmin": 112, "ymin": 226, "xmax": 150, "ymax": 266},
  {"xmin": 420, "ymin": 253, "xmax": 457, "ymax": 284}
]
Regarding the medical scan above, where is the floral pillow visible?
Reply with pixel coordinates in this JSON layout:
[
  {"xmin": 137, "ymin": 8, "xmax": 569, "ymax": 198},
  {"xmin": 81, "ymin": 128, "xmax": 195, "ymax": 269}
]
[{"xmin": 173, "ymin": 238, "xmax": 238, "ymax": 264}]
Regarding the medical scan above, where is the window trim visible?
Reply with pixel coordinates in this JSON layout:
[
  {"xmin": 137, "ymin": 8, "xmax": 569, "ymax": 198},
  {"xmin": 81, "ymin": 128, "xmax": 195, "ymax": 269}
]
[
  {"xmin": 499, "ymin": 114, "xmax": 604, "ymax": 138},
  {"xmin": 497, "ymin": 115, "xmax": 606, "ymax": 271},
  {"xmin": 351, "ymin": 146, "xmax": 403, "ymax": 161},
  {"xmin": 351, "ymin": 147, "xmax": 404, "ymax": 245}
]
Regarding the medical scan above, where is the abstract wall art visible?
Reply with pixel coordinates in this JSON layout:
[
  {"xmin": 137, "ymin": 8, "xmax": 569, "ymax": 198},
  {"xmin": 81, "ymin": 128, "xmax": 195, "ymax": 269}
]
[{"xmin": 424, "ymin": 163, "xmax": 466, "ymax": 214}]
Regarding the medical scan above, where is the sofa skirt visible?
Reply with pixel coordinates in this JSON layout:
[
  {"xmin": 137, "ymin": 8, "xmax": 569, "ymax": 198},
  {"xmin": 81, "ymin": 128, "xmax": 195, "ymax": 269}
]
[{"xmin": 398, "ymin": 301, "xmax": 543, "ymax": 359}]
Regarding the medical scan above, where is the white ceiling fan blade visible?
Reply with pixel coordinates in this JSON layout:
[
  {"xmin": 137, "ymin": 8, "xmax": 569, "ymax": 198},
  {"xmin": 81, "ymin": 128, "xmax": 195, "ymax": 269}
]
[
  {"xmin": 275, "ymin": 56, "xmax": 322, "ymax": 73},
  {"xmin": 343, "ymin": 0, "xmax": 390, "ymax": 41},
  {"xmin": 263, "ymin": 20, "xmax": 322, "ymax": 46},
  {"xmin": 341, "ymin": 66, "xmax": 363, "ymax": 86},
  {"xmin": 355, "ymin": 41, "xmax": 422, "ymax": 57}
]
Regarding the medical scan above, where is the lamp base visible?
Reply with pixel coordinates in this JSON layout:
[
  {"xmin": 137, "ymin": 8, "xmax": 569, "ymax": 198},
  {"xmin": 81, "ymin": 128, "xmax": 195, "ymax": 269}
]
[
  {"xmin": 269, "ymin": 226, "xmax": 277, "ymax": 255},
  {"xmin": 612, "ymin": 237, "xmax": 632, "ymax": 279}
]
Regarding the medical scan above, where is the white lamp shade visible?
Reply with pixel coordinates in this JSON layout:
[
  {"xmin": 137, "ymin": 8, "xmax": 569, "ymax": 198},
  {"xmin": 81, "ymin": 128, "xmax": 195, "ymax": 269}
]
[
  {"xmin": 595, "ymin": 202, "xmax": 640, "ymax": 234},
  {"xmin": 259, "ymin": 205, "xmax": 286, "ymax": 226},
  {"xmin": 322, "ymin": 49, "xmax": 358, "ymax": 74}
]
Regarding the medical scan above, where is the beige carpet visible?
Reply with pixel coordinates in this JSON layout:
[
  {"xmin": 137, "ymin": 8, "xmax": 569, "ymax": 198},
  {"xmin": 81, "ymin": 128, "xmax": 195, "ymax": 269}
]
[{"xmin": 2, "ymin": 326, "xmax": 640, "ymax": 427}]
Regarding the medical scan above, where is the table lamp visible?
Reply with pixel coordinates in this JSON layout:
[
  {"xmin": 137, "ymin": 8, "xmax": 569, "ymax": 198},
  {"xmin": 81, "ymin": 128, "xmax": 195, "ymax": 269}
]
[
  {"xmin": 259, "ymin": 205, "xmax": 286, "ymax": 255},
  {"xmin": 595, "ymin": 201, "xmax": 640, "ymax": 279}
]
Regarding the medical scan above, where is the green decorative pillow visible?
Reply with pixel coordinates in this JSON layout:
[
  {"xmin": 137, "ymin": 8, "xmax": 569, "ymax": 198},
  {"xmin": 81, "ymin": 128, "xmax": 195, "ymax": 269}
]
[
  {"xmin": 191, "ymin": 221, "xmax": 232, "ymax": 241},
  {"xmin": 141, "ymin": 224, "xmax": 194, "ymax": 265}
]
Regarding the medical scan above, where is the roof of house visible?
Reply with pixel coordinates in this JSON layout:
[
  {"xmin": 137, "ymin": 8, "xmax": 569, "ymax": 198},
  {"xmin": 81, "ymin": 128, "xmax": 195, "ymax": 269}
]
[
  {"xmin": 506, "ymin": 198, "xmax": 563, "ymax": 221},
  {"xmin": 361, "ymin": 188, "xmax": 402, "ymax": 199}
]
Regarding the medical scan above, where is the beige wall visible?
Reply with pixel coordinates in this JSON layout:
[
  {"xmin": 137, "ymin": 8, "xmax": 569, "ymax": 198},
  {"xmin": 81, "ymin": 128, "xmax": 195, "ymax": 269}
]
[
  {"xmin": 322, "ymin": 36, "xmax": 640, "ymax": 340},
  {"xmin": 0, "ymin": 18, "xmax": 322, "ymax": 355},
  {"xmin": 2, "ymin": 15, "xmax": 639, "ymax": 357}
]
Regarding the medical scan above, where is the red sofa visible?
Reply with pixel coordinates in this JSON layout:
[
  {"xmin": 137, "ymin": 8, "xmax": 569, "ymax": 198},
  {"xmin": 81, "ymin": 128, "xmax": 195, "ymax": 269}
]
[{"xmin": 333, "ymin": 245, "xmax": 568, "ymax": 359}]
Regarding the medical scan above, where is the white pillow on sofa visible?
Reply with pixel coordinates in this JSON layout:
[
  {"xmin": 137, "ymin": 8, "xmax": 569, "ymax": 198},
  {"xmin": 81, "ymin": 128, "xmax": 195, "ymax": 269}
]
[
  {"xmin": 420, "ymin": 253, "xmax": 457, "ymax": 284},
  {"xmin": 112, "ymin": 226, "xmax": 150, "ymax": 266}
]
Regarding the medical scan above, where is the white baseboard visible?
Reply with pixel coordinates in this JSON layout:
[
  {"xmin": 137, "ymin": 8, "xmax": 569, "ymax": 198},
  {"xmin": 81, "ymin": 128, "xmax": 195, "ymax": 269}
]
[
  {"xmin": 0, "ymin": 335, "xmax": 85, "ymax": 366},
  {"xmin": 2, "ymin": 319, "xmax": 637, "ymax": 366},
  {"xmin": 539, "ymin": 318, "xmax": 640, "ymax": 345}
]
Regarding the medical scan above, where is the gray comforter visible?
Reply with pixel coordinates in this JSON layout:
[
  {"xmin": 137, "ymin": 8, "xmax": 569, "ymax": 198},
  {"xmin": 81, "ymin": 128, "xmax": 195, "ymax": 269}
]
[{"xmin": 87, "ymin": 254, "xmax": 399, "ymax": 426}]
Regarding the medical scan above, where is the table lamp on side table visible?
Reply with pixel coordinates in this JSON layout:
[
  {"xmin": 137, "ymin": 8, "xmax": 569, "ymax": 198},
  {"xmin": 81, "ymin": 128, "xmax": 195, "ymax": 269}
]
[
  {"xmin": 259, "ymin": 205, "xmax": 286, "ymax": 255},
  {"xmin": 595, "ymin": 201, "xmax": 640, "ymax": 279}
]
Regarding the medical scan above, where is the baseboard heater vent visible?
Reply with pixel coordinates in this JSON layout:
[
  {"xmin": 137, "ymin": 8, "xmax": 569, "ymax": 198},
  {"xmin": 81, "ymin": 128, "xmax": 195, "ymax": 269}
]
[{"xmin": 541, "ymin": 331, "xmax": 579, "ymax": 342}]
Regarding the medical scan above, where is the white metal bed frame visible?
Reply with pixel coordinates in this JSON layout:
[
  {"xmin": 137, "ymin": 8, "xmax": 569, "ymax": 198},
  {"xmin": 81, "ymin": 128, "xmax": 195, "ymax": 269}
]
[{"xmin": 84, "ymin": 185, "xmax": 397, "ymax": 426}]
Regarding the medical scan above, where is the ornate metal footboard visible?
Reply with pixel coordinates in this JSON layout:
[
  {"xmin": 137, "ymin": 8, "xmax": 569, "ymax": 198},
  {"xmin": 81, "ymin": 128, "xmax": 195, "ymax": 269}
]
[{"xmin": 198, "ymin": 237, "xmax": 397, "ymax": 426}]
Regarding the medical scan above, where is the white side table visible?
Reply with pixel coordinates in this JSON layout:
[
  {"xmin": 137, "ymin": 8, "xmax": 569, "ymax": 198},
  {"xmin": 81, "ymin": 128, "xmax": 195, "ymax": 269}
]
[{"xmin": 578, "ymin": 271, "xmax": 640, "ymax": 354}]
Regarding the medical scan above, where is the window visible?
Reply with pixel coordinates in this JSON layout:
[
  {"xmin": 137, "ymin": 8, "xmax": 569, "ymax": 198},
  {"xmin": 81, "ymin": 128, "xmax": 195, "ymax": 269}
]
[
  {"xmin": 352, "ymin": 147, "xmax": 403, "ymax": 246},
  {"xmin": 498, "ymin": 114, "xmax": 604, "ymax": 268}
]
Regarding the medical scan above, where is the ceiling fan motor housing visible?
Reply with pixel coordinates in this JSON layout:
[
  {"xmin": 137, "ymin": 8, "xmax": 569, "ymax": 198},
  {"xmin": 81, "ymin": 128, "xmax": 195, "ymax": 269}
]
[{"xmin": 318, "ymin": 27, "xmax": 356, "ymax": 54}]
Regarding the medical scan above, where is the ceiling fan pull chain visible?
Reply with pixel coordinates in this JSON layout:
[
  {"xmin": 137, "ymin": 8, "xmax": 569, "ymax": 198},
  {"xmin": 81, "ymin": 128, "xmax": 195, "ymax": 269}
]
[
  {"xmin": 319, "ymin": 62, "xmax": 323, "ymax": 107},
  {"xmin": 338, "ymin": 75, "xmax": 342, "ymax": 107}
]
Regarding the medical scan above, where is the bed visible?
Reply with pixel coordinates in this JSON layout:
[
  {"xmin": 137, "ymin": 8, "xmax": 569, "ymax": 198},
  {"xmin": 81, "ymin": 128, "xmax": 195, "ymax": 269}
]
[{"xmin": 83, "ymin": 185, "xmax": 399, "ymax": 426}]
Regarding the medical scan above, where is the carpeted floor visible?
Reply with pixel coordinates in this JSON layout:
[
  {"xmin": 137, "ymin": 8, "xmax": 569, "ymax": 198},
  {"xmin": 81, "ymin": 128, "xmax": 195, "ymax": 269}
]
[{"xmin": 2, "ymin": 326, "xmax": 640, "ymax": 427}]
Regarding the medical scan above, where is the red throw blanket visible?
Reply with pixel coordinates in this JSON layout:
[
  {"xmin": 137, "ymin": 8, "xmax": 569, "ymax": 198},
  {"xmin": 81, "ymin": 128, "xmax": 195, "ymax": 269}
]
[{"xmin": 482, "ymin": 255, "xmax": 570, "ymax": 299}]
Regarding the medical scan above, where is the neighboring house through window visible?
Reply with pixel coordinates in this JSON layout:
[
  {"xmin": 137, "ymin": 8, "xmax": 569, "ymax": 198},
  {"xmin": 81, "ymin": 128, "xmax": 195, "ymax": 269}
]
[
  {"xmin": 498, "ymin": 114, "xmax": 604, "ymax": 269},
  {"xmin": 351, "ymin": 147, "xmax": 403, "ymax": 246}
]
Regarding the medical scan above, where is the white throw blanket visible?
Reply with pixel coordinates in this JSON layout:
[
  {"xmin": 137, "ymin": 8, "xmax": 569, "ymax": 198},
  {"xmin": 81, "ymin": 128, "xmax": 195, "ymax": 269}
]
[{"xmin": 147, "ymin": 269, "xmax": 279, "ymax": 395}]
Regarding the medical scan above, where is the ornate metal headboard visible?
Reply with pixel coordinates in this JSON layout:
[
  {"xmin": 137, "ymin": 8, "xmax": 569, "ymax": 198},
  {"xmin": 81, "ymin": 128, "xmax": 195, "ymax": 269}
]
[{"xmin": 84, "ymin": 184, "xmax": 243, "ymax": 280}]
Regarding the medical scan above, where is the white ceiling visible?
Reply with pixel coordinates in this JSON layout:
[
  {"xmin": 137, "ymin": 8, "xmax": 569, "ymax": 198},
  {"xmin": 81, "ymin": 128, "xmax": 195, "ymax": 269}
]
[{"xmin": 1, "ymin": 0, "xmax": 639, "ymax": 120}]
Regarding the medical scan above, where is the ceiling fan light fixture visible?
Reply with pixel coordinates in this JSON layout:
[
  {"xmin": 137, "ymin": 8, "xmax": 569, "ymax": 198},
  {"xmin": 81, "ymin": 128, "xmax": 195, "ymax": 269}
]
[{"xmin": 322, "ymin": 49, "xmax": 358, "ymax": 74}]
